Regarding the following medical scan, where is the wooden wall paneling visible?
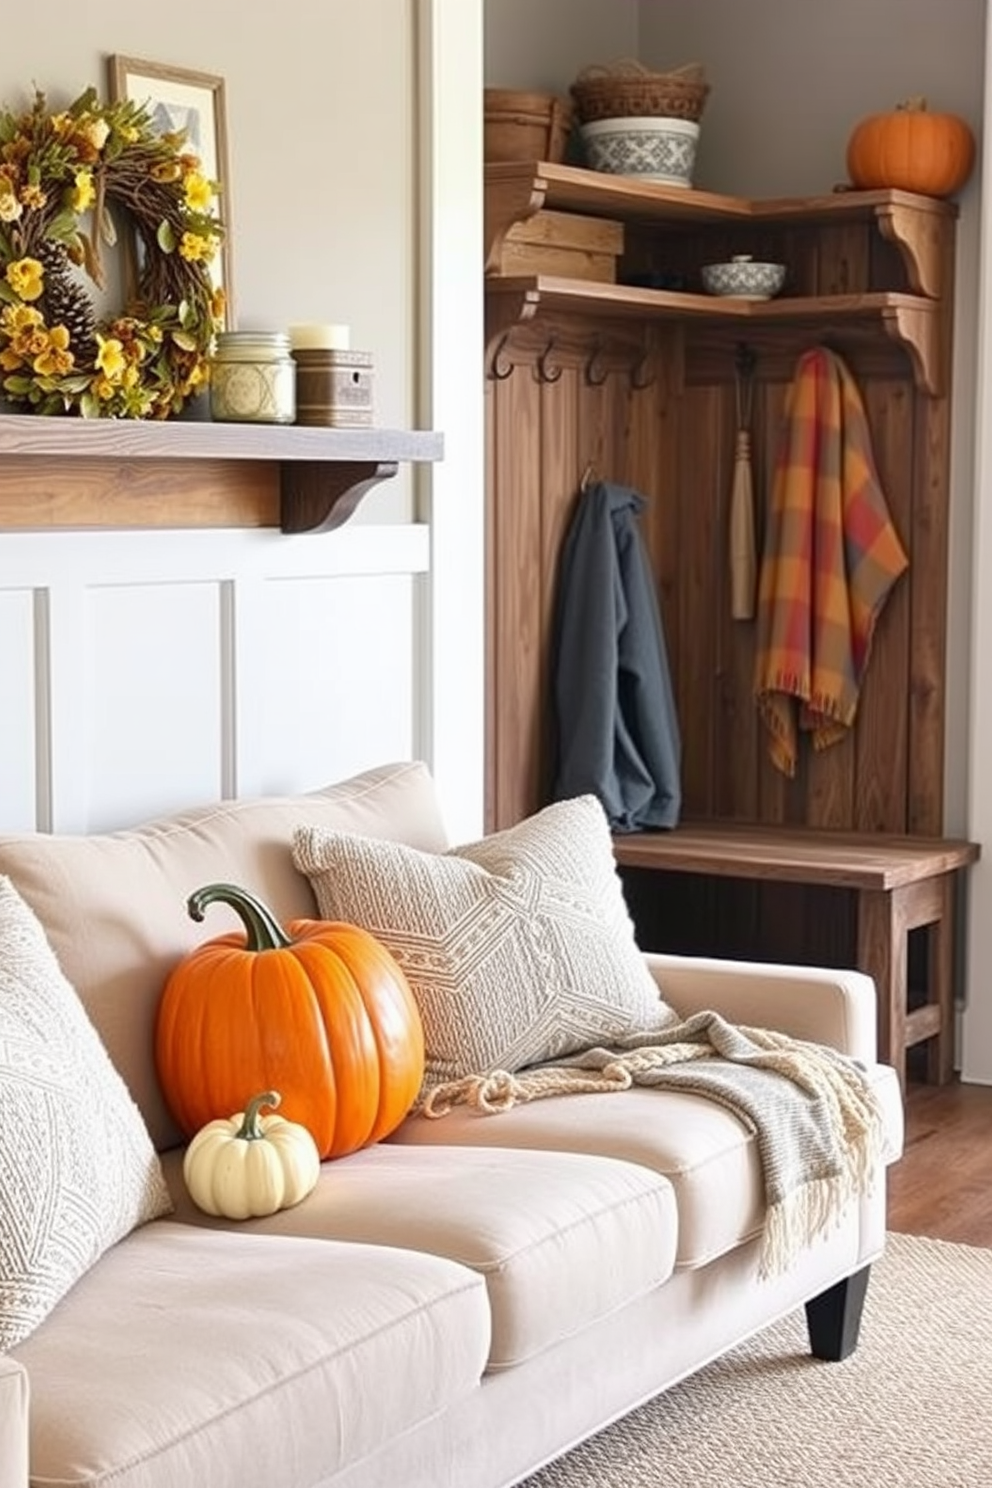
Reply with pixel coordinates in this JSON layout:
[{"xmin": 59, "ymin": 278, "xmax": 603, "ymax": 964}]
[
  {"xmin": 755, "ymin": 372, "xmax": 798, "ymax": 826},
  {"xmin": 906, "ymin": 217, "xmax": 955, "ymax": 836},
  {"xmin": 675, "ymin": 383, "xmax": 725, "ymax": 817},
  {"xmin": 487, "ymin": 350, "xmax": 544, "ymax": 829},
  {"xmin": 908, "ymin": 383, "xmax": 952, "ymax": 835},
  {"xmin": 539, "ymin": 362, "xmax": 583, "ymax": 808},
  {"xmin": 852, "ymin": 377, "xmax": 915, "ymax": 831},
  {"xmin": 630, "ymin": 328, "xmax": 683, "ymax": 694},
  {"xmin": 814, "ymin": 220, "xmax": 871, "ymax": 296}
]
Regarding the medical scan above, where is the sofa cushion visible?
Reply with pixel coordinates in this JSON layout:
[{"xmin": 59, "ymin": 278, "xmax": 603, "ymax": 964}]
[
  {"xmin": 388, "ymin": 1060, "xmax": 904, "ymax": 1268},
  {"xmin": 0, "ymin": 878, "xmax": 172, "ymax": 1352},
  {"xmin": 13, "ymin": 1221, "xmax": 490, "ymax": 1488},
  {"xmin": 293, "ymin": 794, "xmax": 678, "ymax": 1102},
  {"xmin": 0, "ymin": 760, "xmax": 448, "ymax": 1151},
  {"xmin": 163, "ymin": 1141, "xmax": 678, "ymax": 1369}
]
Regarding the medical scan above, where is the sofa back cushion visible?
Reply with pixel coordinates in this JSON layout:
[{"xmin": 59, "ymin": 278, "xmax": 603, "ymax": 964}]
[{"xmin": 0, "ymin": 762, "xmax": 449, "ymax": 1151}]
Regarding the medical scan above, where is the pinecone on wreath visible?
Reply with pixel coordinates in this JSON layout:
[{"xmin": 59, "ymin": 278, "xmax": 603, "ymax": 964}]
[{"xmin": 36, "ymin": 240, "xmax": 97, "ymax": 363}]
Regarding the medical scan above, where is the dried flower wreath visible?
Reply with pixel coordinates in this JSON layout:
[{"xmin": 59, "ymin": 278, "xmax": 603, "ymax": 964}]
[{"xmin": 0, "ymin": 85, "xmax": 224, "ymax": 418}]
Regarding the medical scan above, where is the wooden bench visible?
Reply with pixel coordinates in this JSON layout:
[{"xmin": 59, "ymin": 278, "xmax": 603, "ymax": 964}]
[{"xmin": 612, "ymin": 825, "xmax": 980, "ymax": 1089}]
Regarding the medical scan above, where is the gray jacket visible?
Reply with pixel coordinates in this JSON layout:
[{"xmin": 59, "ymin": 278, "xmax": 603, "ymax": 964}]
[{"xmin": 551, "ymin": 480, "xmax": 682, "ymax": 831}]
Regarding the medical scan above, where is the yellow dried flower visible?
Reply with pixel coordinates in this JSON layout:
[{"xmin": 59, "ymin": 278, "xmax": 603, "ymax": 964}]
[{"xmin": 5, "ymin": 256, "xmax": 43, "ymax": 301}]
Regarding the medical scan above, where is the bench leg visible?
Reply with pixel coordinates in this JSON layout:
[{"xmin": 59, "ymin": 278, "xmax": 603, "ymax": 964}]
[{"xmin": 804, "ymin": 1264, "xmax": 871, "ymax": 1361}]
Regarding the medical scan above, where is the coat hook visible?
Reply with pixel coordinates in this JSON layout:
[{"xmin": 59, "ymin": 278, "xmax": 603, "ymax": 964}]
[
  {"xmin": 630, "ymin": 348, "xmax": 655, "ymax": 391},
  {"xmin": 580, "ymin": 460, "xmax": 598, "ymax": 492},
  {"xmin": 537, "ymin": 336, "xmax": 563, "ymax": 384},
  {"xmin": 584, "ymin": 339, "xmax": 608, "ymax": 386},
  {"xmin": 734, "ymin": 341, "xmax": 757, "ymax": 379},
  {"xmin": 490, "ymin": 333, "xmax": 515, "ymax": 381}
]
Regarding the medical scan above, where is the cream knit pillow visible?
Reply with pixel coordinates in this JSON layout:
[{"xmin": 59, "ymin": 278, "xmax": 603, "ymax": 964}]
[
  {"xmin": 293, "ymin": 795, "xmax": 676, "ymax": 1100},
  {"xmin": 0, "ymin": 877, "xmax": 172, "ymax": 1351}
]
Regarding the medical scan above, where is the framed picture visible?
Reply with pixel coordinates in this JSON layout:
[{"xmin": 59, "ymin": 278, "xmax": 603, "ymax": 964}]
[{"xmin": 108, "ymin": 55, "xmax": 234, "ymax": 325}]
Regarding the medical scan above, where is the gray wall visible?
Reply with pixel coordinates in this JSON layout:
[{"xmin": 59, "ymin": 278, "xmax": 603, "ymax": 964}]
[{"xmin": 484, "ymin": 0, "xmax": 638, "ymax": 90}]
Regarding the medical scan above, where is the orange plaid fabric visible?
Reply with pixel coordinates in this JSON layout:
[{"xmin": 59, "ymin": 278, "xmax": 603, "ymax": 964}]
[{"xmin": 754, "ymin": 347, "xmax": 909, "ymax": 777}]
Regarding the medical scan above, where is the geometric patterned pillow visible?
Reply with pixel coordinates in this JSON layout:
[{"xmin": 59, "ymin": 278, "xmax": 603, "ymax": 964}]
[
  {"xmin": 0, "ymin": 877, "xmax": 173, "ymax": 1351},
  {"xmin": 292, "ymin": 794, "xmax": 677, "ymax": 1104}
]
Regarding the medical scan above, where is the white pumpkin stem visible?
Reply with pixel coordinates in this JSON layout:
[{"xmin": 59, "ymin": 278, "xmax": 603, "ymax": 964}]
[{"xmin": 237, "ymin": 1090, "xmax": 281, "ymax": 1140}]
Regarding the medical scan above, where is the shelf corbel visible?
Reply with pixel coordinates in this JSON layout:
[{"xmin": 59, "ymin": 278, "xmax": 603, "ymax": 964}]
[
  {"xmin": 279, "ymin": 461, "xmax": 399, "ymax": 534},
  {"xmin": 484, "ymin": 166, "xmax": 549, "ymax": 274},
  {"xmin": 874, "ymin": 201, "xmax": 948, "ymax": 300},
  {"xmin": 881, "ymin": 303, "xmax": 943, "ymax": 397}
]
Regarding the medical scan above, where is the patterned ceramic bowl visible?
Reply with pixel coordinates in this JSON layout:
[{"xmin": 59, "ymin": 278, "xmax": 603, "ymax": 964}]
[
  {"xmin": 700, "ymin": 256, "xmax": 786, "ymax": 300},
  {"xmin": 579, "ymin": 116, "xmax": 700, "ymax": 188}
]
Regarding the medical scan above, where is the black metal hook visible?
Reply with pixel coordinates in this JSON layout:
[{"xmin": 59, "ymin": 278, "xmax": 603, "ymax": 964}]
[
  {"xmin": 734, "ymin": 341, "xmax": 757, "ymax": 379},
  {"xmin": 537, "ymin": 336, "xmax": 563, "ymax": 384},
  {"xmin": 490, "ymin": 333, "xmax": 515, "ymax": 381}
]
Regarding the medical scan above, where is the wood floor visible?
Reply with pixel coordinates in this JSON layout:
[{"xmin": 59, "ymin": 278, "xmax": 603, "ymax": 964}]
[{"xmin": 887, "ymin": 1078, "xmax": 992, "ymax": 1246}]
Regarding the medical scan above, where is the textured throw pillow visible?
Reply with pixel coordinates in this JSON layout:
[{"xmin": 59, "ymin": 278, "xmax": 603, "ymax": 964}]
[
  {"xmin": 293, "ymin": 794, "xmax": 677, "ymax": 1100},
  {"xmin": 0, "ymin": 877, "xmax": 173, "ymax": 1351}
]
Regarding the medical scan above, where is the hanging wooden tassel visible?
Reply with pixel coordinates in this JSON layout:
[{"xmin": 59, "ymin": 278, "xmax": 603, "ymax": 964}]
[{"xmin": 730, "ymin": 347, "xmax": 757, "ymax": 620}]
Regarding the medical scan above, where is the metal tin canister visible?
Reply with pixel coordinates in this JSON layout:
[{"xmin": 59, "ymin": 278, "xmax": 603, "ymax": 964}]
[{"xmin": 210, "ymin": 332, "xmax": 296, "ymax": 424}]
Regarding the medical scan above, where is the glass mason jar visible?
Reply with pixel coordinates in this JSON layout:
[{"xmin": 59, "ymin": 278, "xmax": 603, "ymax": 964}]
[{"xmin": 210, "ymin": 332, "xmax": 296, "ymax": 424}]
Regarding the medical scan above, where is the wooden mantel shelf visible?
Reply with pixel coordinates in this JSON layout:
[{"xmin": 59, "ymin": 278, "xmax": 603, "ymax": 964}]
[{"xmin": 0, "ymin": 413, "xmax": 444, "ymax": 534}]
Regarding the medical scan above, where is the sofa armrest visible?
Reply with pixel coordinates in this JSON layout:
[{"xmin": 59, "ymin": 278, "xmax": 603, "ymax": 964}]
[
  {"xmin": 644, "ymin": 952, "xmax": 879, "ymax": 1064},
  {"xmin": 0, "ymin": 1355, "xmax": 30, "ymax": 1488}
]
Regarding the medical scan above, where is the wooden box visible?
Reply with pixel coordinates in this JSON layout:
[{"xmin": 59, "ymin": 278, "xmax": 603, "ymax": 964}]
[{"xmin": 491, "ymin": 209, "xmax": 624, "ymax": 283}]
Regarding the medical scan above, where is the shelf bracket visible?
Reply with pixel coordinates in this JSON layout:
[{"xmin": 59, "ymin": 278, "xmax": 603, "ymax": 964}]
[
  {"xmin": 874, "ymin": 202, "xmax": 946, "ymax": 300},
  {"xmin": 280, "ymin": 461, "xmax": 399, "ymax": 534},
  {"xmin": 881, "ymin": 304, "xmax": 943, "ymax": 397},
  {"xmin": 484, "ymin": 168, "xmax": 549, "ymax": 274}
]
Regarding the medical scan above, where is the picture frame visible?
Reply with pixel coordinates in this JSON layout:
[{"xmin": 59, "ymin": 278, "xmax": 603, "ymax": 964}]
[{"xmin": 108, "ymin": 55, "xmax": 234, "ymax": 326}]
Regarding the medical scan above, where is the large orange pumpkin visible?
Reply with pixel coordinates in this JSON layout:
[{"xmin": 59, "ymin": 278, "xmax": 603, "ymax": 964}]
[
  {"xmin": 846, "ymin": 97, "xmax": 975, "ymax": 198},
  {"xmin": 155, "ymin": 882, "xmax": 425, "ymax": 1159}
]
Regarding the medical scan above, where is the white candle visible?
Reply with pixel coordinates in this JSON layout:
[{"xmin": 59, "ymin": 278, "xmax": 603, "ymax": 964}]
[{"xmin": 289, "ymin": 323, "xmax": 351, "ymax": 352}]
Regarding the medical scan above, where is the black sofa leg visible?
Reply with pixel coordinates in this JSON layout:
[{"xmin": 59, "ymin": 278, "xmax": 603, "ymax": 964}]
[{"xmin": 804, "ymin": 1264, "xmax": 871, "ymax": 1361}]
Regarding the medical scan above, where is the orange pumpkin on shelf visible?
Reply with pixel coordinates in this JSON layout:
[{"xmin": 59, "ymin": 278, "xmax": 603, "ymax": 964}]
[
  {"xmin": 846, "ymin": 97, "xmax": 976, "ymax": 199},
  {"xmin": 155, "ymin": 882, "xmax": 425, "ymax": 1159}
]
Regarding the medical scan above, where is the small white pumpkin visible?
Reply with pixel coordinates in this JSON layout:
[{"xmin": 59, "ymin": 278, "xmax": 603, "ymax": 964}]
[{"xmin": 183, "ymin": 1090, "xmax": 321, "ymax": 1220}]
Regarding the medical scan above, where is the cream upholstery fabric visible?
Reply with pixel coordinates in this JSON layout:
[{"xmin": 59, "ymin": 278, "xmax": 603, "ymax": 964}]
[
  {"xmin": 0, "ymin": 878, "xmax": 172, "ymax": 1351},
  {"xmin": 390, "ymin": 1061, "xmax": 903, "ymax": 1268},
  {"xmin": 162, "ymin": 1141, "xmax": 678, "ymax": 1369},
  {"xmin": 13, "ymin": 1222, "xmax": 490, "ymax": 1488},
  {"xmin": 293, "ymin": 794, "xmax": 677, "ymax": 1099},
  {"xmin": 0, "ymin": 760, "xmax": 447, "ymax": 1150}
]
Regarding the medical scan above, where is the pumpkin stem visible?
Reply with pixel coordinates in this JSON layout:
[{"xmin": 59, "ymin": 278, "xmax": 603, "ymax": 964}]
[
  {"xmin": 897, "ymin": 95, "xmax": 928, "ymax": 112},
  {"xmin": 237, "ymin": 1090, "xmax": 281, "ymax": 1141},
  {"xmin": 186, "ymin": 882, "xmax": 294, "ymax": 951}
]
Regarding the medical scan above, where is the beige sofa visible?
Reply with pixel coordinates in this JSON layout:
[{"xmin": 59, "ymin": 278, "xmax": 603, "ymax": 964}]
[{"xmin": 0, "ymin": 760, "xmax": 904, "ymax": 1488}]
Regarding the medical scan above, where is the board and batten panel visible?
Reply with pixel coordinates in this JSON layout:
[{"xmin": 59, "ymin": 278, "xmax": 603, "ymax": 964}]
[{"xmin": 0, "ymin": 526, "xmax": 430, "ymax": 836}]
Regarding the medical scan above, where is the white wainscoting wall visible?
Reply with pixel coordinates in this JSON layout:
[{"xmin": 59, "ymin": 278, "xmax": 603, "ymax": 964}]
[{"xmin": 0, "ymin": 524, "xmax": 430, "ymax": 835}]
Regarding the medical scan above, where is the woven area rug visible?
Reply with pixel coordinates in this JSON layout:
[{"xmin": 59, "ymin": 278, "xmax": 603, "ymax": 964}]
[{"xmin": 522, "ymin": 1233, "xmax": 992, "ymax": 1488}]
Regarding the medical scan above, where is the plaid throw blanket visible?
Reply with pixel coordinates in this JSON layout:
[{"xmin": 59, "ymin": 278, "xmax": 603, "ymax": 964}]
[
  {"xmin": 753, "ymin": 346, "xmax": 908, "ymax": 777},
  {"xmin": 423, "ymin": 1010, "xmax": 885, "ymax": 1279}
]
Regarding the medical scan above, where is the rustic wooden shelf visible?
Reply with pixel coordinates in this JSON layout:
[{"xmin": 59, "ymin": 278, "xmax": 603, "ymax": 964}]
[
  {"xmin": 486, "ymin": 277, "xmax": 944, "ymax": 394},
  {"xmin": 484, "ymin": 165, "xmax": 956, "ymax": 397},
  {"xmin": 0, "ymin": 413, "xmax": 444, "ymax": 533},
  {"xmin": 485, "ymin": 162, "xmax": 956, "ymax": 301}
]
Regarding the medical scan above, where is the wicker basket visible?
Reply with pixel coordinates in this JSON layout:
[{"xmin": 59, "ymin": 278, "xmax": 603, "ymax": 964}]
[
  {"xmin": 484, "ymin": 89, "xmax": 574, "ymax": 163},
  {"xmin": 571, "ymin": 60, "xmax": 709, "ymax": 124}
]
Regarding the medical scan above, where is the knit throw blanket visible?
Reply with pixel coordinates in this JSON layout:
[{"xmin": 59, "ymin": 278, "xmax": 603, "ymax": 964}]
[
  {"xmin": 753, "ymin": 346, "xmax": 909, "ymax": 777},
  {"xmin": 423, "ymin": 1010, "xmax": 885, "ymax": 1279}
]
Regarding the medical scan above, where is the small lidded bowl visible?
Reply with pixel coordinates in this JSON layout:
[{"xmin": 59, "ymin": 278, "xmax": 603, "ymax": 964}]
[{"xmin": 700, "ymin": 255, "xmax": 786, "ymax": 300}]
